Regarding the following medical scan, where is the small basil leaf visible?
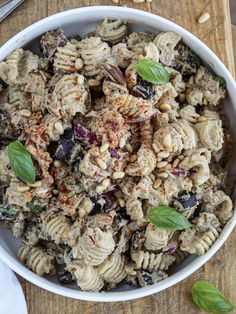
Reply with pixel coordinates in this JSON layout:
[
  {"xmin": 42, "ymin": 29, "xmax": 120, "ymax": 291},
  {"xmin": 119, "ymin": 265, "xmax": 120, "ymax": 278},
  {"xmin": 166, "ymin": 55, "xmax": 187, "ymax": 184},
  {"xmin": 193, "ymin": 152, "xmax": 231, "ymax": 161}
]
[
  {"xmin": 214, "ymin": 76, "xmax": 226, "ymax": 87},
  {"xmin": 149, "ymin": 205, "xmax": 192, "ymax": 231},
  {"xmin": 136, "ymin": 59, "xmax": 169, "ymax": 85},
  {"xmin": 192, "ymin": 281, "xmax": 235, "ymax": 314},
  {"xmin": 8, "ymin": 141, "xmax": 36, "ymax": 184},
  {"xmin": 0, "ymin": 207, "xmax": 17, "ymax": 216}
]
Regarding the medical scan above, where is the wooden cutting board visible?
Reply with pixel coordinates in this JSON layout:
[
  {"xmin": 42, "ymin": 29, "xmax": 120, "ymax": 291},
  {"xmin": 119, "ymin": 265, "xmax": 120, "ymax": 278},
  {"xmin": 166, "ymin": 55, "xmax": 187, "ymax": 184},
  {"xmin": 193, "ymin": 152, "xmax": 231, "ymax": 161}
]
[{"xmin": 0, "ymin": 1, "xmax": 235, "ymax": 313}]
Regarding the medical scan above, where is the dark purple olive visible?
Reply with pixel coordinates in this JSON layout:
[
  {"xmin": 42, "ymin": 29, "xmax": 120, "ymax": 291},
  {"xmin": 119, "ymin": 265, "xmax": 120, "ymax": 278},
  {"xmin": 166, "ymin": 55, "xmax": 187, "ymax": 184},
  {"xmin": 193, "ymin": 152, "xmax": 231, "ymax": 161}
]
[
  {"xmin": 137, "ymin": 269, "xmax": 153, "ymax": 285},
  {"xmin": 131, "ymin": 79, "xmax": 155, "ymax": 100},
  {"xmin": 58, "ymin": 270, "xmax": 74, "ymax": 284},
  {"xmin": 175, "ymin": 193, "xmax": 197, "ymax": 209},
  {"xmin": 54, "ymin": 129, "xmax": 81, "ymax": 164},
  {"xmin": 131, "ymin": 230, "xmax": 145, "ymax": 250}
]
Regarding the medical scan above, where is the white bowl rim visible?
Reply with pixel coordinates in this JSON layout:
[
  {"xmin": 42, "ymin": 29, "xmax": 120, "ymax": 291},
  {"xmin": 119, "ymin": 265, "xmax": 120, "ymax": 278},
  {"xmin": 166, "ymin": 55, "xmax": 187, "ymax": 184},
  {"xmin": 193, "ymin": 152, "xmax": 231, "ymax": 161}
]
[{"xmin": 0, "ymin": 5, "xmax": 236, "ymax": 302}]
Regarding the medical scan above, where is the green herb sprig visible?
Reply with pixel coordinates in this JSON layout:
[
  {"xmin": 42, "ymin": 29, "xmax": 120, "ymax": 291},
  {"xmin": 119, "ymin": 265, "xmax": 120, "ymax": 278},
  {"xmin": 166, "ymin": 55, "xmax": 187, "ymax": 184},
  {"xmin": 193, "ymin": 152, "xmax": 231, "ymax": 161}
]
[
  {"xmin": 214, "ymin": 76, "xmax": 226, "ymax": 87},
  {"xmin": 149, "ymin": 205, "xmax": 192, "ymax": 231},
  {"xmin": 8, "ymin": 141, "xmax": 36, "ymax": 184},
  {"xmin": 136, "ymin": 59, "xmax": 169, "ymax": 85},
  {"xmin": 192, "ymin": 281, "xmax": 235, "ymax": 314},
  {"xmin": 26, "ymin": 197, "xmax": 46, "ymax": 214}
]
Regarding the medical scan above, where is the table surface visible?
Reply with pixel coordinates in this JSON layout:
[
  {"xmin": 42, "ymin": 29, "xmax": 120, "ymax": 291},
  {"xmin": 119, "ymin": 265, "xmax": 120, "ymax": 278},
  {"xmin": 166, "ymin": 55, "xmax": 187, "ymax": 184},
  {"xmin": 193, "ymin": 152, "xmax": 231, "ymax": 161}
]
[{"xmin": 0, "ymin": 0, "xmax": 235, "ymax": 313}]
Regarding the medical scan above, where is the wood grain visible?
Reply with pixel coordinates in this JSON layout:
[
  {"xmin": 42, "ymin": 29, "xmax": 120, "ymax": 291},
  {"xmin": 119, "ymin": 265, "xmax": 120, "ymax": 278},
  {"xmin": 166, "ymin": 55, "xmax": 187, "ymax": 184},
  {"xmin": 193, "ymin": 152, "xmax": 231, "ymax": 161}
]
[{"xmin": 1, "ymin": 1, "xmax": 235, "ymax": 313}]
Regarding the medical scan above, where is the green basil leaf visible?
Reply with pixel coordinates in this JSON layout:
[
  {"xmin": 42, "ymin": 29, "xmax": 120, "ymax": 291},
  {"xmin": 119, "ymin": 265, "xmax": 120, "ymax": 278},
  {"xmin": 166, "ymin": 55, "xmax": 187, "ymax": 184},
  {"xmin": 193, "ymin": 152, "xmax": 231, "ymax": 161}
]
[
  {"xmin": 214, "ymin": 76, "xmax": 226, "ymax": 87},
  {"xmin": 149, "ymin": 205, "xmax": 192, "ymax": 231},
  {"xmin": 192, "ymin": 281, "xmax": 235, "ymax": 314},
  {"xmin": 136, "ymin": 59, "xmax": 169, "ymax": 84},
  {"xmin": 8, "ymin": 141, "xmax": 36, "ymax": 184}
]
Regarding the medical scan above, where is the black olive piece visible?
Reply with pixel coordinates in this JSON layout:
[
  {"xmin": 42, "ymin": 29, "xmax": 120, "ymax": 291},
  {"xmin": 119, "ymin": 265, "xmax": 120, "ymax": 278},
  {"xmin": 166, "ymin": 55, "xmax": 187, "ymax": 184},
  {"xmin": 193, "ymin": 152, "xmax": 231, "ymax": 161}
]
[
  {"xmin": 176, "ymin": 193, "xmax": 197, "ymax": 209},
  {"xmin": 131, "ymin": 77, "xmax": 155, "ymax": 100},
  {"xmin": 88, "ymin": 197, "xmax": 104, "ymax": 216},
  {"xmin": 58, "ymin": 270, "xmax": 74, "ymax": 284},
  {"xmin": 138, "ymin": 269, "xmax": 153, "ymax": 285}
]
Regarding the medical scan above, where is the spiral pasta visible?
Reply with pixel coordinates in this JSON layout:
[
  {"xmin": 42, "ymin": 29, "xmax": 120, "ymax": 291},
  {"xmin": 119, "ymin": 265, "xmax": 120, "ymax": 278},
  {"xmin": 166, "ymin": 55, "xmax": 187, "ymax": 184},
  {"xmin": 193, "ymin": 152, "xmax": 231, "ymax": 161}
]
[
  {"xmin": 144, "ymin": 223, "xmax": 170, "ymax": 251},
  {"xmin": 96, "ymin": 19, "xmax": 127, "ymax": 44},
  {"xmin": 131, "ymin": 249, "xmax": 163, "ymax": 270},
  {"xmin": 73, "ymin": 227, "xmax": 115, "ymax": 265},
  {"xmin": 67, "ymin": 261, "xmax": 104, "ymax": 291},
  {"xmin": 18, "ymin": 246, "xmax": 55, "ymax": 276}
]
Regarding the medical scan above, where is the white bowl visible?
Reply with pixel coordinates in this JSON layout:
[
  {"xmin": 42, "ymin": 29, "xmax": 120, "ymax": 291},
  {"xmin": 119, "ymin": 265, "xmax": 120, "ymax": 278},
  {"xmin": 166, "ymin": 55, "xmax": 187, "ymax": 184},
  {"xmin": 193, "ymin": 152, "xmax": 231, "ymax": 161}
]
[{"xmin": 0, "ymin": 6, "xmax": 236, "ymax": 302}]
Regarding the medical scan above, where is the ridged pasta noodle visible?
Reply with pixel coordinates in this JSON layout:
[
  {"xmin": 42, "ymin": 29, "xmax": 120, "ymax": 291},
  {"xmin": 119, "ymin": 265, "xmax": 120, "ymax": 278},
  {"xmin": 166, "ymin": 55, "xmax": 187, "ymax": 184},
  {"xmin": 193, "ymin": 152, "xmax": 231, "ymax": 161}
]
[
  {"xmin": 67, "ymin": 261, "xmax": 104, "ymax": 291},
  {"xmin": 144, "ymin": 223, "xmax": 170, "ymax": 251},
  {"xmin": 96, "ymin": 19, "xmax": 127, "ymax": 44},
  {"xmin": 73, "ymin": 227, "xmax": 115, "ymax": 265},
  {"xmin": 131, "ymin": 249, "xmax": 163, "ymax": 270},
  {"xmin": 18, "ymin": 246, "xmax": 55, "ymax": 276},
  {"xmin": 53, "ymin": 42, "xmax": 79, "ymax": 73}
]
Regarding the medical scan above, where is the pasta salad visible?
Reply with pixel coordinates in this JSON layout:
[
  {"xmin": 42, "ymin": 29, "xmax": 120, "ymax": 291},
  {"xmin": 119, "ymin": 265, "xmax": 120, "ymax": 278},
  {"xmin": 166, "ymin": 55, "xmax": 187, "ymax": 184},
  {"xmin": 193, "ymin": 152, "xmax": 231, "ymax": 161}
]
[{"xmin": 0, "ymin": 19, "xmax": 234, "ymax": 291}]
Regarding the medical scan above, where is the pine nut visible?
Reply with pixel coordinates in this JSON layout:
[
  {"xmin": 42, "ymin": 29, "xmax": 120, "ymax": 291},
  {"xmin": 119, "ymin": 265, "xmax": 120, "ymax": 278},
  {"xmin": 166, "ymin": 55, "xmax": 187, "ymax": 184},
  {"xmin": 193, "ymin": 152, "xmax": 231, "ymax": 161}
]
[
  {"xmin": 163, "ymin": 134, "xmax": 172, "ymax": 147},
  {"xmin": 197, "ymin": 116, "xmax": 207, "ymax": 123},
  {"xmin": 75, "ymin": 58, "xmax": 84, "ymax": 70},
  {"xmin": 157, "ymin": 151, "xmax": 169, "ymax": 159},
  {"xmin": 77, "ymin": 75, "xmax": 84, "ymax": 85},
  {"xmin": 160, "ymin": 103, "xmax": 171, "ymax": 111},
  {"xmin": 198, "ymin": 12, "xmax": 210, "ymax": 24},
  {"xmin": 113, "ymin": 171, "xmax": 125, "ymax": 179},
  {"xmin": 17, "ymin": 186, "xmax": 30, "ymax": 192},
  {"xmin": 82, "ymin": 199, "xmax": 93, "ymax": 212},
  {"xmin": 156, "ymin": 161, "xmax": 168, "ymax": 168},
  {"xmin": 96, "ymin": 185, "xmax": 105, "ymax": 194},
  {"xmin": 173, "ymin": 158, "xmax": 180, "ymax": 168},
  {"xmin": 133, "ymin": 0, "xmax": 145, "ymax": 2},
  {"xmin": 112, "ymin": 0, "xmax": 119, "ymax": 3},
  {"xmin": 100, "ymin": 143, "xmax": 109, "ymax": 153},
  {"xmin": 96, "ymin": 158, "xmax": 107, "ymax": 170},
  {"xmin": 153, "ymin": 179, "xmax": 162, "ymax": 189},
  {"xmin": 102, "ymin": 178, "xmax": 110, "ymax": 188},
  {"xmin": 53, "ymin": 189, "xmax": 59, "ymax": 195},
  {"xmin": 179, "ymin": 93, "xmax": 186, "ymax": 102},
  {"xmin": 178, "ymin": 155, "xmax": 185, "ymax": 160},
  {"xmin": 157, "ymin": 172, "xmax": 169, "ymax": 178},
  {"xmin": 53, "ymin": 160, "xmax": 62, "ymax": 168},
  {"xmin": 125, "ymin": 144, "xmax": 133, "ymax": 153},
  {"xmin": 88, "ymin": 79, "xmax": 100, "ymax": 87},
  {"xmin": 146, "ymin": 0, "xmax": 153, "ymax": 2},
  {"xmin": 119, "ymin": 137, "xmax": 126, "ymax": 149},
  {"xmin": 54, "ymin": 121, "xmax": 63, "ymax": 134},
  {"xmin": 20, "ymin": 109, "xmax": 31, "ymax": 117},
  {"xmin": 152, "ymin": 143, "xmax": 160, "ymax": 153},
  {"xmin": 118, "ymin": 198, "xmax": 125, "ymax": 208},
  {"xmin": 157, "ymin": 157, "xmax": 162, "ymax": 162},
  {"xmin": 27, "ymin": 181, "xmax": 42, "ymax": 188},
  {"xmin": 130, "ymin": 155, "xmax": 138, "ymax": 162}
]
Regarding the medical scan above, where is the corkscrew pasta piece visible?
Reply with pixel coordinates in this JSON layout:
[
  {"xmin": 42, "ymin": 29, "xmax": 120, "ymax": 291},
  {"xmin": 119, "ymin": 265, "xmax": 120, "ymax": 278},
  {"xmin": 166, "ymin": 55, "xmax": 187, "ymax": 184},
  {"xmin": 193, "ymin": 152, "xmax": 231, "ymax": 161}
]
[
  {"xmin": 98, "ymin": 251, "xmax": 127, "ymax": 285},
  {"xmin": 144, "ymin": 223, "xmax": 170, "ymax": 251},
  {"xmin": 153, "ymin": 31, "xmax": 181, "ymax": 66},
  {"xmin": 41, "ymin": 212, "xmax": 71, "ymax": 244},
  {"xmin": 51, "ymin": 73, "xmax": 90, "ymax": 116},
  {"xmin": 178, "ymin": 152, "xmax": 210, "ymax": 185},
  {"xmin": 131, "ymin": 249, "xmax": 163, "ymax": 271},
  {"xmin": 0, "ymin": 49, "xmax": 39, "ymax": 86},
  {"xmin": 158, "ymin": 254, "xmax": 176, "ymax": 271},
  {"xmin": 111, "ymin": 43, "xmax": 134, "ymax": 68},
  {"xmin": 125, "ymin": 145, "xmax": 156, "ymax": 176},
  {"xmin": 87, "ymin": 107, "xmax": 130, "ymax": 148},
  {"xmin": 53, "ymin": 42, "xmax": 79, "ymax": 73},
  {"xmin": 194, "ymin": 118, "xmax": 223, "ymax": 151},
  {"xmin": 77, "ymin": 37, "xmax": 112, "ymax": 79},
  {"xmin": 179, "ymin": 105, "xmax": 200, "ymax": 123},
  {"xmin": 18, "ymin": 246, "xmax": 55, "ymax": 276},
  {"xmin": 106, "ymin": 94, "xmax": 157, "ymax": 123},
  {"xmin": 67, "ymin": 261, "xmax": 104, "ymax": 291},
  {"xmin": 72, "ymin": 227, "xmax": 115, "ymax": 265},
  {"xmin": 96, "ymin": 19, "xmax": 127, "ymax": 44},
  {"xmin": 180, "ymin": 227, "xmax": 219, "ymax": 256},
  {"xmin": 186, "ymin": 66, "xmax": 225, "ymax": 106},
  {"xmin": 202, "ymin": 190, "xmax": 233, "ymax": 224}
]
